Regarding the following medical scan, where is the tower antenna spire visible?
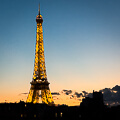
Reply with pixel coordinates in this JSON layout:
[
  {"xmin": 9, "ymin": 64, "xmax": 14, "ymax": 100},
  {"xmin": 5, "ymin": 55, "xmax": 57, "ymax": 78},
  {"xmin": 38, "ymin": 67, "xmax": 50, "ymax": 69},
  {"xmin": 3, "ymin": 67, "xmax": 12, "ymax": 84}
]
[{"xmin": 38, "ymin": 3, "xmax": 40, "ymax": 15}]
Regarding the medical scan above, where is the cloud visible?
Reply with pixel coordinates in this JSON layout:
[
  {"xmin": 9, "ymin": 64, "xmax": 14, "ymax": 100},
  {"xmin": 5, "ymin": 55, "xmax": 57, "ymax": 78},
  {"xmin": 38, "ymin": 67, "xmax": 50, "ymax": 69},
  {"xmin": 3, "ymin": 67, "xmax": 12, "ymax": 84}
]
[
  {"xmin": 82, "ymin": 91, "xmax": 88, "ymax": 97},
  {"xmin": 51, "ymin": 92, "xmax": 60, "ymax": 95},
  {"xmin": 112, "ymin": 85, "xmax": 120, "ymax": 91},
  {"xmin": 63, "ymin": 90, "xmax": 72, "ymax": 95},
  {"xmin": 74, "ymin": 92, "xmax": 82, "ymax": 98},
  {"xmin": 98, "ymin": 85, "xmax": 120, "ymax": 106},
  {"xmin": 19, "ymin": 93, "xmax": 28, "ymax": 96}
]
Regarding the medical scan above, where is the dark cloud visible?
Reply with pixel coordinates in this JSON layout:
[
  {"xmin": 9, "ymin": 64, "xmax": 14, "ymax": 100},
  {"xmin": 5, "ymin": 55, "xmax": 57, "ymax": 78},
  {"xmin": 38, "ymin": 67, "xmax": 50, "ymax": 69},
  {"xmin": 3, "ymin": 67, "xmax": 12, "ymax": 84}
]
[
  {"xmin": 98, "ymin": 85, "xmax": 120, "ymax": 106},
  {"xmin": 21, "ymin": 93, "xmax": 28, "ymax": 94},
  {"xmin": 75, "ymin": 92, "xmax": 82, "ymax": 98},
  {"xmin": 63, "ymin": 90, "xmax": 72, "ymax": 95},
  {"xmin": 71, "ymin": 95, "xmax": 74, "ymax": 98},
  {"xmin": 19, "ymin": 93, "xmax": 28, "ymax": 95},
  {"xmin": 63, "ymin": 90, "xmax": 68, "ymax": 92},
  {"xmin": 100, "ymin": 88, "xmax": 113, "ymax": 101},
  {"xmin": 100, "ymin": 88, "xmax": 119, "ymax": 102},
  {"xmin": 51, "ymin": 92, "xmax": 60, "ymax": 95},
  {"xmin": 82, "ymin": 91, "xmax": 88, "ymax": 94},
  {"xmin": 82, "ymin": 91, "xmax": 88, "ymax": 97},
  {"xmin": 112, "ymin": 85, "xmax": 120, "ymax": 91}
]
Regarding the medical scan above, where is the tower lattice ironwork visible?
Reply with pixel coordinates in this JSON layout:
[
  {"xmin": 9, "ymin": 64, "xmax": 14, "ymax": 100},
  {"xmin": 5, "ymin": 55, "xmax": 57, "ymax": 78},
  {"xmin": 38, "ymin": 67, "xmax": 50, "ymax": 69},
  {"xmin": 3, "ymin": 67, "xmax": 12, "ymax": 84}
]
[{"xmin": 27, "ymin": 5, "xmax": 54, "ymax": 105}]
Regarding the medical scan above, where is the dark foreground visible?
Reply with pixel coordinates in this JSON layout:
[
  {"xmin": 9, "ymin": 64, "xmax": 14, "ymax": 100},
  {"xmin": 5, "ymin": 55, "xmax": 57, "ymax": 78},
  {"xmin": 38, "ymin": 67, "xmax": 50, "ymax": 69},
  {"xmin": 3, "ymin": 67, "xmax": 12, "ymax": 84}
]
[{"xmin": 0, "ymin": 91, "xmax": 120, "ymax": 120}]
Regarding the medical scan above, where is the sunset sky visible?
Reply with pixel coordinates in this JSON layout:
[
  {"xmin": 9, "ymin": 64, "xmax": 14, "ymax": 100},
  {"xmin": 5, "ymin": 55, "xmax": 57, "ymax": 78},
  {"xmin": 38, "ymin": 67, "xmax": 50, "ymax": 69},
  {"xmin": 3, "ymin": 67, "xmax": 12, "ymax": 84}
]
[{"xmin": 0, "ymin": 0, "xmax": 120, "ymax": 103}]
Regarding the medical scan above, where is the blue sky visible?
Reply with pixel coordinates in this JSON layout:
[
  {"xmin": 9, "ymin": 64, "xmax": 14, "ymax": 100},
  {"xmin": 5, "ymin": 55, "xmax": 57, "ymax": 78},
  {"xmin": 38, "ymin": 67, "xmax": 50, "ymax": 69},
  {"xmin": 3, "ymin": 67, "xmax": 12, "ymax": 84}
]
[{"xmin": 0, "ymin": 0, "xmax": 120, "ymax": 102}]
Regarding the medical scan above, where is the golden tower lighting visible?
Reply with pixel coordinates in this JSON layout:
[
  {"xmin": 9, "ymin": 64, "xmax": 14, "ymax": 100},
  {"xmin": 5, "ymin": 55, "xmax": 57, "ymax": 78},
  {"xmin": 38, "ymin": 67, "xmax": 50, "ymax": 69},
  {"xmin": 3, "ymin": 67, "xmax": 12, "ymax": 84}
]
[{"xmin": 27, "ymin": 5, "xmax": 54, "ymax": 105}]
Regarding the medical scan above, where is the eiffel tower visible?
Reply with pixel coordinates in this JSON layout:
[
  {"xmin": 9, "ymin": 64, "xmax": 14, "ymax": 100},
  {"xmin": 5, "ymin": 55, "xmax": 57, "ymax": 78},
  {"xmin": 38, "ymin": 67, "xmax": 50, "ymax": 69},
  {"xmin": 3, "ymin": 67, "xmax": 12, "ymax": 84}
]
[{"xmin": 27, "ymin": 5, "xmax": 54, "ymax": 105}]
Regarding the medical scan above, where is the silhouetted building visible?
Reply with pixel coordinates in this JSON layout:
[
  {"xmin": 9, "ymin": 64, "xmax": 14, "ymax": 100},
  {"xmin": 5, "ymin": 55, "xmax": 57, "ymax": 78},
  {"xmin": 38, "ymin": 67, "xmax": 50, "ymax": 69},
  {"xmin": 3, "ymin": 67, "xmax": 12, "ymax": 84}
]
[
  {"xmin": 1, "ymin": 91, "xmax": 120, "ymax": 120},
  {"xmin": 80, "ymin": 91, "xmax": 105, "ymax": 120}
]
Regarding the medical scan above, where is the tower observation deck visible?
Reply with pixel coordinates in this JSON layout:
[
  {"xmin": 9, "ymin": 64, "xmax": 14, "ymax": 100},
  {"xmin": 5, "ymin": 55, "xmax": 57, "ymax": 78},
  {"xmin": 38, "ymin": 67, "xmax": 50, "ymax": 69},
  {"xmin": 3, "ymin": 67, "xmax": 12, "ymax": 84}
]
[{"xmin": 26, "ymin": 5, "xmax": 54, "ymax": 105}]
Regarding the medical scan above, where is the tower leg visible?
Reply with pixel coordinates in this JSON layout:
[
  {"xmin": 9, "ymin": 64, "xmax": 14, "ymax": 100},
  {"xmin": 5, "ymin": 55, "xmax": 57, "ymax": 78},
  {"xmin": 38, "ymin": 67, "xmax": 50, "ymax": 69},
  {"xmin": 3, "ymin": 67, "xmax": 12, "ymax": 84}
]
[
  {"xmin": 27, "ymin": 89, "xmax": 33, "ymax": 103},
  {"xmin": 32, "ymin": 90, "xmax": 39, "ymax": 103},
  {"xmin": 27, "ymin": 89, "xmax": 39, "ymax": 103},
  {"xmin": 41, "ymin": 89, "xmax": 54, "ymax": 104}
]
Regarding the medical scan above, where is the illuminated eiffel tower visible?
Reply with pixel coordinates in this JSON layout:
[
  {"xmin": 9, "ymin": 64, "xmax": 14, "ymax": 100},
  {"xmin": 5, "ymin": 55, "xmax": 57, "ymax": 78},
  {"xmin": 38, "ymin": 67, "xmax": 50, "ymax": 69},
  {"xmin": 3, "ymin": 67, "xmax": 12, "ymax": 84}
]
[{"xmin": 27, "ymin": 5, "xmax": 54, "ymax": 105}]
